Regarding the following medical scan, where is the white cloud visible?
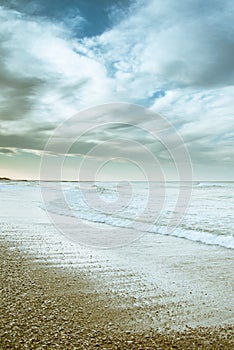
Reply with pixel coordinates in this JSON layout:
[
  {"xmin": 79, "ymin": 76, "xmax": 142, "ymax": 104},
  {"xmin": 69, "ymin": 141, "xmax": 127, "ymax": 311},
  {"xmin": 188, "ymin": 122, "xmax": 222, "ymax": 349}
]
[
  {"xmin": 151, "ymin": 86, "xmax": 234, "ymax": 165},
  {"xmin": 0, "ymin": 0, "xmax": 233, "ymax": 179},
  {"xmin": 0, "ymin": 6, "xmax": 115, "ymax": 127},
  {"xmin": 86, "ymin": 0, "xmax": 234, "ymax": 95},
  {"xmin": 83, "ymin": 0, "xmax": 234, "ymax": 172}
]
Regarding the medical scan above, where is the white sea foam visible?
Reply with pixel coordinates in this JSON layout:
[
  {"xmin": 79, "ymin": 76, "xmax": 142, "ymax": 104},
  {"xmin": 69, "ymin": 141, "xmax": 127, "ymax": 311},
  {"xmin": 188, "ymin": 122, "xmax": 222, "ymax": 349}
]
[
  {"xmin": 41, "ymin": 181, "xmax": 234, "ymax": 250},
  {"xmin": 2, "ymin": 181, "xmax": 232, "ymax": 249}
]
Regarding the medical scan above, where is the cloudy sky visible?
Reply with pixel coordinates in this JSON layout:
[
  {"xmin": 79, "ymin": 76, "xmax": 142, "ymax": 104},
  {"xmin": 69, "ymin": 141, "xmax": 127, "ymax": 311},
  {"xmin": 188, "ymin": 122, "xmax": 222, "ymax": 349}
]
[{"xmin": 0, "ymin": 0, "xmax": 233, "ymax": 180}]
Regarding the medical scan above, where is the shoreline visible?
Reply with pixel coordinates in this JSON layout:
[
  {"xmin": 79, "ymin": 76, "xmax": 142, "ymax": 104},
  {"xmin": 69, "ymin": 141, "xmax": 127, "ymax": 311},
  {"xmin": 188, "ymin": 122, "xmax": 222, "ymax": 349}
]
[
  {"xmin": 0, "ymin": 183, "xmax": 233, "ymax": 348},
  {"xmin": 1, "ymin": 240, "xmax": 233, "ymax": 349}
]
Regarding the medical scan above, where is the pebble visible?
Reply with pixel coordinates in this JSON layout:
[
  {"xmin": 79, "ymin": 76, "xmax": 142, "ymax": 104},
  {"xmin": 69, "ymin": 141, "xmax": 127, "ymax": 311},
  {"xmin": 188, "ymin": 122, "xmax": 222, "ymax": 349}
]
[{"xmin": 1, "ymin": 243, "xmax": 233, "ymax": 350}]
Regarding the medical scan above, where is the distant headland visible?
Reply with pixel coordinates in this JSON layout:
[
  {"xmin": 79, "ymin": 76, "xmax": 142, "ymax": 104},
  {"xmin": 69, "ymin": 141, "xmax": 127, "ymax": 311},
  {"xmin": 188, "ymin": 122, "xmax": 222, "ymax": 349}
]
[{"xmin": 0, "ymin": 177, "xmax": 28, "ymax": 181}]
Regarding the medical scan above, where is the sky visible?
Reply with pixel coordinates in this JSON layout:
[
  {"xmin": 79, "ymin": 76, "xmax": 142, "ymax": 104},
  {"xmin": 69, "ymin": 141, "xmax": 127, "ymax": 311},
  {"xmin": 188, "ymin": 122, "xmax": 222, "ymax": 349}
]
[{"xmin": 0, "ymin": 0, "xmax": 233, "ymax": 180}]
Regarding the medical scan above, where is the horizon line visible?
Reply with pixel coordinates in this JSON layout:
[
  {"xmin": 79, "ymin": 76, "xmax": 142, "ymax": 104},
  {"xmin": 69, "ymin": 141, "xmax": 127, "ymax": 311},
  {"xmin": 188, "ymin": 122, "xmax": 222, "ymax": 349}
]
[{"xmin": 1, "ymin": 178, "xmax": 234, "ymax": 183}]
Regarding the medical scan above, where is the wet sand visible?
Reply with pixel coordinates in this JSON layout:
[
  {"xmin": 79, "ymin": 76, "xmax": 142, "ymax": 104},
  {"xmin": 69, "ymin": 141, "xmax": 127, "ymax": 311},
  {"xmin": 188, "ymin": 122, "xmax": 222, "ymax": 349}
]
[
  {"xmin": 0, "ymin": 183, "xmax": 234, "ymax": 348},
  {"xmin": 1, "ymin": 241, "xmax": 233, "ymax": 350}
]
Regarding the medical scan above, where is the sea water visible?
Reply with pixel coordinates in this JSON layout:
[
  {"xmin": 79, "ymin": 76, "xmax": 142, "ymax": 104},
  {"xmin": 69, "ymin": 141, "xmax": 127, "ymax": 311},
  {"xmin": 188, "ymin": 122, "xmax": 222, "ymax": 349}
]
[
  {"xmin": 42, "ymin": 181, "xmax": 234, "ymax": 249},
  {"xmin": 1, "ymin": 180, "xmax": 233, "ymax": 328}
]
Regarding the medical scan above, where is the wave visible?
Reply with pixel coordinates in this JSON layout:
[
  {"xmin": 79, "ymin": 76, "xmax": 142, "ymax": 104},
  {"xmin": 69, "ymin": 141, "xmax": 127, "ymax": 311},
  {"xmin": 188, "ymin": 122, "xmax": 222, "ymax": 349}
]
[
  {"xmin": 195, "ymin": 182, "xmax": 233, "ymax": 188},
  {"xmin": 155, "ymin": 227, "xmax": 234, "ymax": 249},
  {"xmin": 40, "ymin": 181, "xmax": 234, "ymax": 250},
  {"xmin": 42, "ymin": 201, "xmax": 234, "ymax": 250}
]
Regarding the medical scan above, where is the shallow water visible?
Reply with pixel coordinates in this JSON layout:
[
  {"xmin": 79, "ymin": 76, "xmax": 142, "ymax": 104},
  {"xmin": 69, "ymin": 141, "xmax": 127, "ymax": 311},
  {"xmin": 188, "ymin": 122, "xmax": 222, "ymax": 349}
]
[
  {"xmin": 41, "ymin": 181, "xmax": 234, "ymax": 249},
  {"xmin": 0, "ymin": 181, "xmax": 233, "ymax": 328}
]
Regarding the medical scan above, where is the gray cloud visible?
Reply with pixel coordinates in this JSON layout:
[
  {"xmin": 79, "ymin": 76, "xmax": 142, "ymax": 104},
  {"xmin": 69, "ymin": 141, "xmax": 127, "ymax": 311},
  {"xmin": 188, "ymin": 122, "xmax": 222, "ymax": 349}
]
[
  {"xmin": 0, "ymin": 1, "xmax": 233, "ymax": 179},
  {"xmin": 0, "ymin": 26, "xmax": 44, "ymax": 121},
  {"xmin": 91, "ymin": 0, "xmax": 234, "ymax": 89},
  {"xmin": 0, "ymin": 132, "xmax": 46, "ymax": 150},
  {"xmin": 0, "ymin": 73, "xmax": 43, "ymax": 121}
]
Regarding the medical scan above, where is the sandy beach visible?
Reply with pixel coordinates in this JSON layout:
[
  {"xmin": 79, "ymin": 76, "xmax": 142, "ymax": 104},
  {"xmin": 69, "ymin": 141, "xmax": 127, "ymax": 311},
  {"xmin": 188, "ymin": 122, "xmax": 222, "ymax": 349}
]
[
  {"xmin": 0, "ymin": 182, "xmax": 234, "ymax": 349},
  {"xmin": 1, "ymin": 242, "xmax": 233, "ymax": 350},
  {"xmin": 1, "ymin": 0, "xmax": 234, "ymax": 347}
]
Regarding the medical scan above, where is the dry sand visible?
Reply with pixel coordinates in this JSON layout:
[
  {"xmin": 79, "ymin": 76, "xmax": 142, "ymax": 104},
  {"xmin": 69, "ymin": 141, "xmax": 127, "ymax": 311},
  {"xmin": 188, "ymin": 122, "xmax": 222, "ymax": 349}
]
[{"xmin": 1, "ymin": 241, "xmax": 233, "ymax": 350}]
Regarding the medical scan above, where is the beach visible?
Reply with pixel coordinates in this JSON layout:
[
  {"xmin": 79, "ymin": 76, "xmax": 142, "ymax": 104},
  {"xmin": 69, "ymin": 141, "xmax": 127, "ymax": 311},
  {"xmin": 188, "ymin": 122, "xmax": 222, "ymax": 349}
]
[
  {"xmin": 1, "ymin": 241, "xmax": 233, "ymax": 350},
  {"xmin": 0, "ymin": 181, "xmax": 234, "ymax": 349},
  {"xmin": 1, "ymin": 0, "xmax": 234, "ymax": 348}
]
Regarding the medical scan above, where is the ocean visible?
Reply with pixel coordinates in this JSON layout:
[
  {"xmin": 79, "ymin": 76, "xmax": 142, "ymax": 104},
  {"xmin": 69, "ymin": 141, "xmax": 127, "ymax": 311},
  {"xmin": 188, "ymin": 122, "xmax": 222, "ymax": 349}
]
[
  {"xmin": 40, "ymin": 181, "xmax": 234, "ymax": 249},
  {"xmin": 1, "ymin": 180, "xmax": 233, "ymax": 328}
]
